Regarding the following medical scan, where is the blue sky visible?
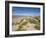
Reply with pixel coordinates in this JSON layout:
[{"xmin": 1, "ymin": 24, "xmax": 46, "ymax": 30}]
[{"xmin": 12, "ymin": 7, "xmax": 40, "ymax": 16}]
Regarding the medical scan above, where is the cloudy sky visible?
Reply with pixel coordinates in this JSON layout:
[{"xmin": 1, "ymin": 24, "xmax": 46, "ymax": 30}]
[{"xmin": 12, "ymin": 7, "xmax": 40, "ymax": 16}]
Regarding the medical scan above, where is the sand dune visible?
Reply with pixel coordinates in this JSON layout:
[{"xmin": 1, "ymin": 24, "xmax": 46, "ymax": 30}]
[{"xmin": 12, "ymin": 16, "xmax": 40, "ymax": 31}]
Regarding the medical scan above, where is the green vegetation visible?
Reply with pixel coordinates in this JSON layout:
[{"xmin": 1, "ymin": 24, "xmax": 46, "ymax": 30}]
[{"xmin": 34, "ymin": 24, "xmax": 40, "ymax": 30}]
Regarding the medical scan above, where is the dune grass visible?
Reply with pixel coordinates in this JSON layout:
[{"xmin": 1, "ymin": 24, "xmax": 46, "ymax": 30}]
[{"xmin": 12, "ymin": 16, "xmax": 40, "ymax": 31}]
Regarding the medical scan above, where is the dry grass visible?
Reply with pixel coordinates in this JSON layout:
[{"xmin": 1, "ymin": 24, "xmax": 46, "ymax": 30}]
[{"xmin": 12, "ymin": 16, "xmax": 40, "ymax": 31}]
